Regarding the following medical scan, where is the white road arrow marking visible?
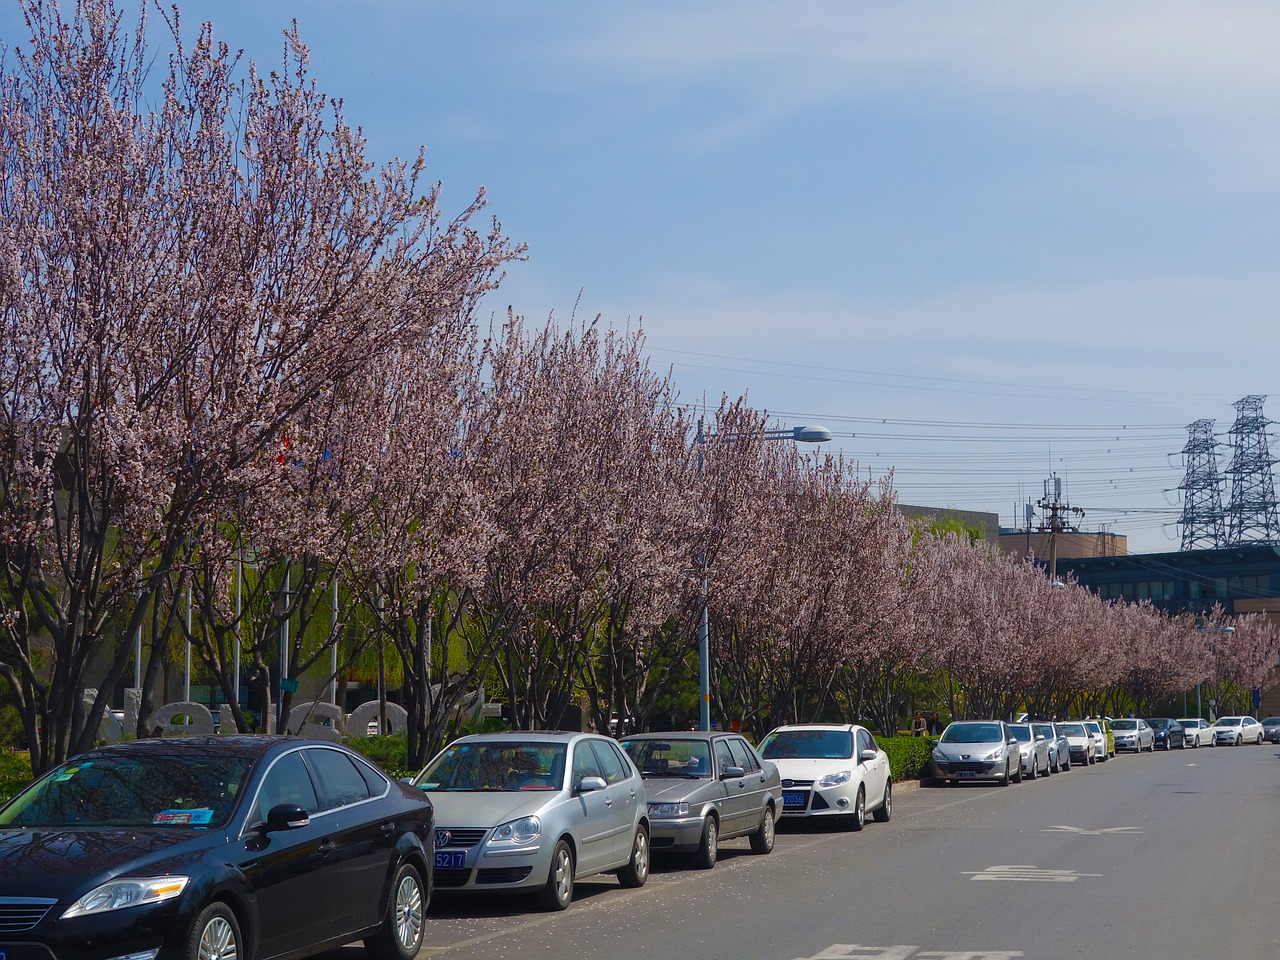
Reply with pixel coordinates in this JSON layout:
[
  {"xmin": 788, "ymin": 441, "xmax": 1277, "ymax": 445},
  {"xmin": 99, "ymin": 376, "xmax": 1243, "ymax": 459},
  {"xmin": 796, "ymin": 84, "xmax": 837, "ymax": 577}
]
[{"xmin": 1041, "ymin": 825, "xmax": 1142, "ymax": 835}]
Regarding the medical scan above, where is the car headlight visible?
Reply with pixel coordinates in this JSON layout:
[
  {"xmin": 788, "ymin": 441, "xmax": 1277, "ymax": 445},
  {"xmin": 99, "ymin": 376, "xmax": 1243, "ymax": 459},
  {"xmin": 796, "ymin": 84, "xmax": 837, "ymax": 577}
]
[
  {"xmin": 983, "ymin": 747, "xmax": 1004, "ymax": 762},
  {"xmin": 647, "ymin": 801, "xmax": 689, "ymax": 818},
  {"xmin": 932, "ymin": 748, "xmax": 947, "ymax": 762},
  {"xmin": 61, "ymin": 877, "xmax": 189, "ymax": 919},
  {"xmin": 487, "ymin": 815, "xmax": 541, "ymax": 847},
  {"xmin": 1019, "ymin": 745, "xmax": 1032, "ymax": 757},
  {"xmin": 818, "ymin": 770, "xmax": 852, "ymax": 789}
]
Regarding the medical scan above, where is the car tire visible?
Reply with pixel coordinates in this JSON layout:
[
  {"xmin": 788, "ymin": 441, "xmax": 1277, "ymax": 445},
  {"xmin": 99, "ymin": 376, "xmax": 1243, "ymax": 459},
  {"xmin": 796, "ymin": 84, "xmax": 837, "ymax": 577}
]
[
  {"xmin": 616, "ymin": 825, "xmax": 649, "ymax": 888},
  {"xmin": 184, "ymin": 903, "xmax": 241, "ymax": 960},
  {"xmin": 846, "ymin": 786, "xmax": 866, "ymax": 830},
  {"xmin": 692, "ymin": 816, "xmax": 718, "ymax": 870},
  {"xmin": 1012, "ymin": 759, "xmax": 1022, "ymax": 784},
  {"xmin": 873, "ymin": 779, "xmax": 892, "ymax": 823},
  {"xmin": 537, "ymin": 839, "xmax": 575, "ymax": 910},
  {"xmin": 749, "ymin": 805, "xmax": 775, "ymax": 854},
  {"xmin": 1235, "ymin": 735, "xmax": 1242, "ymax": 746},
  {"xmin": 365, "ymin": 862, "xmax": 425, "ymax": 960}
]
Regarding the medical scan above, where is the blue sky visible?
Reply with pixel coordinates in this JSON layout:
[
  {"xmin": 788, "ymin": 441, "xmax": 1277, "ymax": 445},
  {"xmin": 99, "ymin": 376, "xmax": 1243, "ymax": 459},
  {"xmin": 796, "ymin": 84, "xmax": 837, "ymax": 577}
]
[{"xmin": 7, "ymin": 0, "xmax": 1280, "ymax": 553}]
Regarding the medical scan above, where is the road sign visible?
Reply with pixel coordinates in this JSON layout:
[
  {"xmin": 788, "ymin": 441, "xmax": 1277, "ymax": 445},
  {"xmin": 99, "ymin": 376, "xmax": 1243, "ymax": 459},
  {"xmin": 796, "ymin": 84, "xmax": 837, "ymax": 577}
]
[{"xmin": 279, "ymin": 677, "xmax": 299, "ymax": 694}]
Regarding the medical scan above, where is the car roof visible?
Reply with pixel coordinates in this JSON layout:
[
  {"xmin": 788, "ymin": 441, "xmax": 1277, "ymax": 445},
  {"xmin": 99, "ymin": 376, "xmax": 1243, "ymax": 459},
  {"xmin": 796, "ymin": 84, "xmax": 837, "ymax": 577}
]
[
  {"xmin": 72, "ymin": 735, "xmax": 311, "ymax": 763},
  {"xmin": 446, "ymin": 730, "xmax": 606, "ymax": 744},
  {"xmin": 766, "ymin": 723, "xmax": 859, "ymax": 733},
  {"xmin": 621, "ymin": 731, "xmax": 740, "ymax": 742}
]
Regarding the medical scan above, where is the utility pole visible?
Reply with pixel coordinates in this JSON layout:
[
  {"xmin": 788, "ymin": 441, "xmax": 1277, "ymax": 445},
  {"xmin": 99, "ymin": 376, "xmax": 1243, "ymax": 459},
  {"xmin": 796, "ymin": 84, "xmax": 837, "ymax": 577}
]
[{"xmin": 1037, "ymin": 474, "xmax": 1084, "ymax": 583}]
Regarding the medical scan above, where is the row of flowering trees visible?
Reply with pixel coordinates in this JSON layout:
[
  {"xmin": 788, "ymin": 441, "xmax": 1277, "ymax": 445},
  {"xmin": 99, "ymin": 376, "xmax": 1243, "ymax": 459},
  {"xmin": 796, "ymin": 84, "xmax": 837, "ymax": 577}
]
[{"xmin": 2, "ymin": 1, "xmax": 1278, "ymax": 775}]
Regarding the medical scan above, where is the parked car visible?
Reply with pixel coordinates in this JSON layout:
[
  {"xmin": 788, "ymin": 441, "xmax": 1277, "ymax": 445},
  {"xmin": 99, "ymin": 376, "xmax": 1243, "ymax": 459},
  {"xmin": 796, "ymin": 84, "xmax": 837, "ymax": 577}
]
[
  {"xmin": 1083, "ymin": 720, "xmax": 1111, "ymax": 762},
  {"xmin": 1059, "ymin": 722, "xmax": 1096, "ymax": 765},
  {"xmin": 1111, "ymin": 718, "xmax": 1155, "ymax": 752},
  {"xmin": 921, "ymin": 720, "xmax": 1021, "ymax": 786},
  {"xmin": 1210, "ymin": 716, "xmax": 1265, "ymax": 746},
  {"xmin": 1035, "ymin": 721, "xmax": 1071, "ymax": 772},
  {"xmin": 1177, "ymin": 717, "xmax": 1215, "ymax": 747},
  {"xmin": 1262, "ymin": 717, "xmax": 1280, "ymax": 744},
  {"xmin": 1085, "ymin": 716, "xmax": 1116, "ymax": 757},
  {"xmin": 0, "ymin": 736, "xmax": 435, "ymax": 960},
  {"xmin": 1008, "ymin": 722, "xmax": 1051, "ymax": 779},
  {"xmin": 1146, "ymin": 717, "xmax": 1186, "ymax": 750},
  {"xmin": 411, "ymin": 731, "xmax": 648, "ymax": 910},
  {"xmin": 757, "ymin": 724, "xmax": 892, "ymax": 829},
  {"xmin": 619, "ymin": 731, "xmax": 780, "ymax": 868}
]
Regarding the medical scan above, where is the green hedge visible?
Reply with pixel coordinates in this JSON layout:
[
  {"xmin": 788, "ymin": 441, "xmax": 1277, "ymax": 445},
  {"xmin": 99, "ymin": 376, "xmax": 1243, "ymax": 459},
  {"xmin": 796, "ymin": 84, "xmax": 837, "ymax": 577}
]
[
  {"xmin": 348, "ymin": 732, "xmax": 413, "ymax": 781},
  {"xmin": 0, "ymin": 750, "xmax": 33, "ymax": 804},
  {"xmin": 880, "ymin": 735, "xmax": 934, "ymax": 782}
]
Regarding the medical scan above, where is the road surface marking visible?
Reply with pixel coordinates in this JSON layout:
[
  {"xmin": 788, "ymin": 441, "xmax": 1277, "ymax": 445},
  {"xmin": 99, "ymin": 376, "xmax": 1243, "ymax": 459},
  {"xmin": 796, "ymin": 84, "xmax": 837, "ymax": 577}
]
[
  {"xmin": 1041, "ymin": 825, "xmax": 1142, "ymax": 835},
  {"xmin": 964, "ymin": 864, "xmax": 1101, "ymax": 882}
]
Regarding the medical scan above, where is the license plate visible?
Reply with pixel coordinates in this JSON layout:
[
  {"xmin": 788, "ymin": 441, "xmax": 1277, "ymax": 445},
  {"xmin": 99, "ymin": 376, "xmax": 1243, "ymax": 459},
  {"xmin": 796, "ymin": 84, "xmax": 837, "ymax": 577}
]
[
  {"xmin": 783, "ymin": 791, "xmax": 806, "ymax": 808},
  {"xmin": 434, "ymin": 850, "xmax": 466, "ymax": 869},
  {"xmin": 957, "ymin": 771, "xmax": 976, "ymax": 778}
]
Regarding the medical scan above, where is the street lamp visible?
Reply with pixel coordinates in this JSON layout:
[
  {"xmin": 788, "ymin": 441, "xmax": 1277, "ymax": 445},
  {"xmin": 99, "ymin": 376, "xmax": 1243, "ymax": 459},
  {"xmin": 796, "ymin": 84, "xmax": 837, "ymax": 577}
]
[
  {"xmin": 1194, "ymin": 624, "xmax": 1233, "ymax": 720},
  {"xmin": 695, "ymin": 419, "xmax": 833, "ymax": 732}
]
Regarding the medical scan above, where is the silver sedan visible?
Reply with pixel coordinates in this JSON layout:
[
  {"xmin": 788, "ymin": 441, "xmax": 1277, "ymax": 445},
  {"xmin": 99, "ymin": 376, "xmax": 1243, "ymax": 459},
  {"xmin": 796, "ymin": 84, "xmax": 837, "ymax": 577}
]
[
  {"xmin": 1009, "ymin": 722, "xmax": 1051, "ymax": 779},
  {"xmin": 619, "ymin": 732, "xmax": 781, "ymax": 869},
  {"xmin": 412, "ymin": 731, "xmax": 649, "ymax": 911}
]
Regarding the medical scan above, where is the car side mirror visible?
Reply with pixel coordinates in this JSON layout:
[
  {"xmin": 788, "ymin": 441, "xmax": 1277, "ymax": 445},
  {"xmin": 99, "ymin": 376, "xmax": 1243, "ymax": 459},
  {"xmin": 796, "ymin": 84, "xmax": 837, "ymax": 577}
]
[
  {"xmin": 261, "ymin": 803, "xmax": 309, "ymax": 834},
  {"xmin": 576, "ymin": 775, "xmax": 607, "ymax": 794},
  {"xmin": 720, "ymin": 765, "xmax": 745, "ymax": 780},
  {"xmin": 1008, "ymin": 737, "xmax": 1018, "ymax": 745},
  {"xmin": 1035, "ymin": 735, "xmax": 1046, "ymax": 742},
  {"xmin": 859, "ymin": 749, "xmax": 878, "ymax": 763}
]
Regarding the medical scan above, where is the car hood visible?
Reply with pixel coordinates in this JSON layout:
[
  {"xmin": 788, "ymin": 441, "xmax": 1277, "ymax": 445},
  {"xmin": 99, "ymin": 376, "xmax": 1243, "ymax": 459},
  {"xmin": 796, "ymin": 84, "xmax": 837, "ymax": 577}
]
[
  {"xmin": 932, "ymin": 742, "xmax": 1001, "ymax": 759},
  {"xmin": 0, "ymin": 827, "xmax": 218, "ymax": 900},
  {"xmin": 424, "ymin": 790, "xmax": 563, "ymax": 827},
  {"xmin": 642, "ymin": 778, "xmax": 710, "ymax": 802},
  {"xmin": 767, "ymin": 758, "xmax": 854, "ymax": 780}
]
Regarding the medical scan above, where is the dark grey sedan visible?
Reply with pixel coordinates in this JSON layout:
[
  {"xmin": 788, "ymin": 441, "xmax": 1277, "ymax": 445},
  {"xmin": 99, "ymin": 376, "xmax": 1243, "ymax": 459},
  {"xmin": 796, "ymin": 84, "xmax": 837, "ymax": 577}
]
[{"xmin": 619, "ymin": 732, "xmax": 781, "ymax": 869}]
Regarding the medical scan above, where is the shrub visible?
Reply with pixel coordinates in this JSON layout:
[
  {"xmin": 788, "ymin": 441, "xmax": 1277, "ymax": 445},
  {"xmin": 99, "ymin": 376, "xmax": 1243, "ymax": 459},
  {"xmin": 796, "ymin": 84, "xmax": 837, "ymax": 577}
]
[
  {"xmin": 880, "ymin": 735, "xmax": 934, "ymax": 782},
  {"xmin": 348, "ymin": 733, "xmax": 412, "ymax": 781},
  {"xmin": 0, "ymin": 749, "xmax": 33, "ymax": 804}
]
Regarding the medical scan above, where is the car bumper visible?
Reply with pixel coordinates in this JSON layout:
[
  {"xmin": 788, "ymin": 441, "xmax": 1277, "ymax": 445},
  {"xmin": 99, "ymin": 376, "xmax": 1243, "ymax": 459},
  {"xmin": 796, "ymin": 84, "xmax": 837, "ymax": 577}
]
[
  {"xmin": 928, "ymin": 760, "xmax": 1006, "ymax": 783},
  {"xmin": 646, "ymin": 814, "xmax": 707, "ymax": 851},
  {"xmin": 432, "ymin": 838, "xmax": 553, "ymax": 893},
  {"xmin": 779, "ymin": 782, "xmax": 859, "ymax": 817},
  {"xmin": 1114, "ymin": 738, "xmax": 1139, "ymax": 751},
  {"xmin": 0, "ymin": 898, "xmax": 191, "ymax": 960},
  {"xmin": 1264, "ymin": 731, "xmax": 1280, "ymax": 744}
]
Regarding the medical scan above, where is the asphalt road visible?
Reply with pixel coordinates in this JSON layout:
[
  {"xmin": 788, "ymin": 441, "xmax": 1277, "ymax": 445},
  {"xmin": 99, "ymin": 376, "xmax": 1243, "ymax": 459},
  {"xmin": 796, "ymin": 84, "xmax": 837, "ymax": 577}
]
[{"xmin": 334, "ymin": 739, "xmax": 1280, "ymax": 960}]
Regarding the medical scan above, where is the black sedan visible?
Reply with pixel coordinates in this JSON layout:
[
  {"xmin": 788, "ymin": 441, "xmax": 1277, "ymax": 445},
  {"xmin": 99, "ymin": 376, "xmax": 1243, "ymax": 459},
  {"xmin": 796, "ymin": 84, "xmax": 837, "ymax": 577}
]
[
  {"xmin": 0, "ymin": 736, "xmax": 434, "ymax": 960},
  {"xmin": 1146, "ymin": 717, "xmax": 1186, "ymax": 750}
]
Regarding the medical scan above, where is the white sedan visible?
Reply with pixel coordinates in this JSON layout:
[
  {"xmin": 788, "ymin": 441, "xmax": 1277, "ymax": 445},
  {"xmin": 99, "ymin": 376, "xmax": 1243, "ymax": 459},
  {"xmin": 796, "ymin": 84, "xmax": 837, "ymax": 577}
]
[
  {"xmin": 1177, "ymin": 718, "xmax": 1214, "ymax": 747},
  {"xmin": 1211, "ymin": 716, "xmax": 1265, "ymax": 745},
  {"xmin": 758, "ymin": 723, "xmax": 892, "ymax": 830}
]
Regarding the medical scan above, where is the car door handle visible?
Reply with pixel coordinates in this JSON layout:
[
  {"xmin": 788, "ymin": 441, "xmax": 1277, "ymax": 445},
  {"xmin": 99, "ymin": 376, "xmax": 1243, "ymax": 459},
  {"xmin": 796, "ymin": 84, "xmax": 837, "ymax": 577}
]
[
  {"xmin": 380, "ymin": 822, "xmax": 396, "ymax": 835},
  {"xmin": 604, "ymin": 796, "xmax": 613, "ymax": 806},
  {"xmin": 318, "ymin": 841, "xmax": 337, "ymax": 855}
]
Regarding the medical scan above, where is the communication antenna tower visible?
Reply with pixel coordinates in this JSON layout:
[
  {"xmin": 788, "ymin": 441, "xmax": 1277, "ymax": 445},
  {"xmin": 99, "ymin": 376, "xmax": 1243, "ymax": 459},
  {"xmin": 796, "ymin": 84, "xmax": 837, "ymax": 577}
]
[
  {"xmin": 1037, "ymin": 473, "xmax": 1084, "ymax": 582},
  {"xmin": 1178, "ymin": 418, "xmax": 1226, "ymax": 550},
  {"xmin": 1225, "ymin": 395, "xmax": 1280, "ymax": 545}
]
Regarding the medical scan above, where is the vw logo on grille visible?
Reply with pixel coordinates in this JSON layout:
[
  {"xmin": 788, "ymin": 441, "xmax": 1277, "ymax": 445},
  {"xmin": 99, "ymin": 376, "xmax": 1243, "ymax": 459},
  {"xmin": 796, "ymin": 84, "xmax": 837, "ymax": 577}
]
[{"xmin": 435, "ymin": 830, "xmax": 452, "ymax": 847}]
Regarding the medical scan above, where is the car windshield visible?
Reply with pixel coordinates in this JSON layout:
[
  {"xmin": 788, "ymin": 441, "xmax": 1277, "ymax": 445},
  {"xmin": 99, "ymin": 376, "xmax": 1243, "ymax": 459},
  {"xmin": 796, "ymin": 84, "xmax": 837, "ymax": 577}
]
[
  {"xmin": 1084, "ymin": 722, "xmax": 1101, "ymax": 734},
  {"xmin": 759, "ymin": 729, "xmax": 853, "ymax": 760},
  {"xmin": 1147, "ymin": 719, "xmax": 1169, "ymax": 729},
  {"xmin": 0, "ymin": 752, "xmax": 251, "ymax": 829},
  {"xmin": 1263, "ymin": 718, "xmax": 1280, "ymax": 727},
  {"xmin": 620, "ymin": 739, "xmax": 711, "ymax": 778},
  {"xmin": 1060, "ymin": 723, "xmax": 1087, "ymax": 736},
  {"xmin": 1033, "ymin": 725, "xmax": 1054, "ymax": 739},
  {"xmin": 1178, "ymin": 720, "xmax": 1198, "ymax": 728},
  {"xmin": 1111, "ymin": 720, "xmax": 1137, "ymax": 730},
  {"xmin": 1008, "ymin": 725, "xmax": 1032, "ymax": 742},
  {"xmin": 415, "ymin": 742, "xmax": 566, "ymax": 791},
  {"xmin": 939, "ymin": 723, "xmax": 1003, "ymax": 744},
  {"xmin": 1216, "ymin": 718, "xmax": 1241, "ymax": 726}
]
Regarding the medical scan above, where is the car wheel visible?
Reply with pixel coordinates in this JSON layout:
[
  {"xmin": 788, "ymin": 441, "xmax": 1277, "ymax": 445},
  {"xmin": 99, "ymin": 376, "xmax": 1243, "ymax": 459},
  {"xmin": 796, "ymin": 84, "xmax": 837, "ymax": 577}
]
[
  {"xmin": 692, "ymin": 816, "xmax": 718, "ymax": 870},
  {"xmin": 846, "ymin": 786, "xmax": 866, "ymax": 830},
  {"xmin": 616, "ymin": 825, "xmax": 649, "ymax": 887},
  {"xmin": 1235, "ymin": 735, "xmax": 1242, "ymax": 746},
  {"xmin": 749, "ymin": 805, "xmax": 776, "ymax": 853},
  {"xmin": 365, "ymin": 862, "xmax": 425, "ymax": 960},
  {"xmin": 537, "ymin": 839, "xmax": 575, "ymax": 910},
  {"xmin": 184, "ymin": 903, "xmax": 240, "ymax": 960},
  {"xmin": 873, "ymin": 779, "xmax": 892, "ymax": 823}
]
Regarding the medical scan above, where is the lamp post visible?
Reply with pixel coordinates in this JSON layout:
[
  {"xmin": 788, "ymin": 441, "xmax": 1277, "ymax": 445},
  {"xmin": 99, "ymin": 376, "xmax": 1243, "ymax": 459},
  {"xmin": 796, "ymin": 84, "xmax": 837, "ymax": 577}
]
[
  {"xmin": 695, "ymin": 420, "xmax": 833, "ymax": 732},
  {"xmin": 1195, "ymin": 624, "xmax": 1234, "ymax": 719}
]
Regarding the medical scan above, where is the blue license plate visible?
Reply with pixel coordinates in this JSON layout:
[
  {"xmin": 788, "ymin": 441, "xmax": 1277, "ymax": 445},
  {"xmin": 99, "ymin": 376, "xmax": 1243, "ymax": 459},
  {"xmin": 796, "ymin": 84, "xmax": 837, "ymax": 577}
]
[
  {"xmin": 783, "ymin": 791, "xmax": 806, "ymax": 808},
  {"xmin": 434, "ymin": 850, "xmax": 466, "ymax": 869},
  {"xmin": 957, "ymin": 771, "xmax": 976, "ymax": 778}
]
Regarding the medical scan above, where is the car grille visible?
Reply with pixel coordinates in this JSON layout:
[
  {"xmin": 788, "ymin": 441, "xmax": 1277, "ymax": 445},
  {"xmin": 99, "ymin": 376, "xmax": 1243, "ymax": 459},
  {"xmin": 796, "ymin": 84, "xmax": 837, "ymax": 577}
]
[
  {"xmin": 943, "ymin": 761, "xmax": 988, "ymax": 773},
  {"xmin": 0, "ymin": 898, "xmax": 57, "ymax": 933},
  {"xmin": 433, "ymin": 868, "xmax": 472, "ymax": 888},
  {"xmin": 436, "ymin": 828, "xmax": 488, "ymax": 848}
]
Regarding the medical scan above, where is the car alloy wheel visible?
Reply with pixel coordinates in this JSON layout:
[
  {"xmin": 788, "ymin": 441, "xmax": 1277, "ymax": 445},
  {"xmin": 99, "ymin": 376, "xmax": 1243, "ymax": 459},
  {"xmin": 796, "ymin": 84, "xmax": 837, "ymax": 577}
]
[
  {"xmin": 693, "ymin": 816, "xmax": 718, "ymax": 870},
  {"xmin": 538, "ymin": 840, "xmax": 575, "ymax": 911},
  {"xmin": 873, "ymin": 780, "xmax": 892, "ymax": 823},
  {"xmin": 750, "ymin": 806, "xmax": 776, "ymax": 854},
  {"xmin": 617, "ymin": 826, "xmax": 649, "ymax": 887},
  {"xmin": 186, "ymin": 903, "xmax": 240, "ymax": 960}
]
